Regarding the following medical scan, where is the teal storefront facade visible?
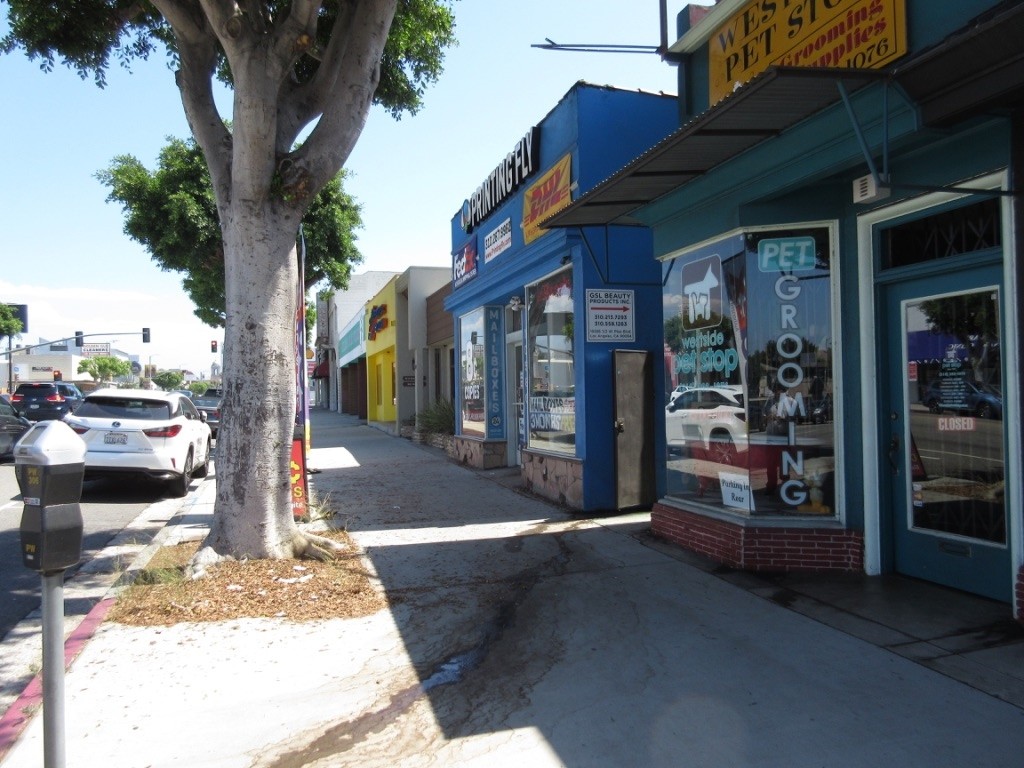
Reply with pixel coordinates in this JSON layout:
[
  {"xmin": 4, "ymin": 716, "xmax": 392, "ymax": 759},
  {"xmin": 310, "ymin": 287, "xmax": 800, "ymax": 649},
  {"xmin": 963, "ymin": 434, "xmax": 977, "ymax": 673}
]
[{"xmin": 547, "ymin": 0, "xmax": 1024, "ymax": 618}]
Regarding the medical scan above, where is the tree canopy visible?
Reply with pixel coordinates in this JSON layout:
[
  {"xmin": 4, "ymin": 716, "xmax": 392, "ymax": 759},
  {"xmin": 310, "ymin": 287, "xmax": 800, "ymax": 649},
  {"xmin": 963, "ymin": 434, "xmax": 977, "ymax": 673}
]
[
  {"xmin": 97, "ymin": 136, "xmax": 364, "ymax": 328},
  {"xmin": 1, "ymin": 0, "xmax": 457, "ymax": 564},
  {"xmin": 78, "ymin": 355, "xmax": 132, "ymax": 383},
  {"xmin": 153, "ymin": 369, "xmax": 186, "ymax": 390},
  {"xmin": 0, "ymin": 305, "xmax": 24, "ymax": 339}
]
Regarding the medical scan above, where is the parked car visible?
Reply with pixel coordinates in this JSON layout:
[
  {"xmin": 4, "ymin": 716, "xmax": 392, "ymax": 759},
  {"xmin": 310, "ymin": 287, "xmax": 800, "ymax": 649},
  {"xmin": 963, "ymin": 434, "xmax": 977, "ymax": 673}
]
[
  {"xmin": 924, "ymin": 379, "xmax": 1002, "ymax": 419},
  {"xmin": 665, "ymin": 385, "xmax": 747, "ymax": 462},
  {"xmin": 0, "ymin": 400, "xmax": 32, "ymax": 461},
  {"xmin": 667, "ymin": 383, "xmax": 694, "ymax": 403},
  {"xmin": 193, "ymin": 387, "xmax": 222, "ymax": 438},
  {"xmin": 10, "ymin": 381, "xmax": 85, "ymax": 421},
  {"xmin": 64, "ymin": 388, "xmax": 212, "ymax": 497}
]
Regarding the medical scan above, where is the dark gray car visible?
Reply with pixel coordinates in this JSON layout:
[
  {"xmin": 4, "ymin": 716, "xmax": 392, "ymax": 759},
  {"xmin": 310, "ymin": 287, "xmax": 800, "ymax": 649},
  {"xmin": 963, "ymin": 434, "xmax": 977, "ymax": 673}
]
[
  {"xmin": 0, "ymin": 400, "xmax": 31, "ymax": 460},
  {"xmin": 11, "ymin": 381, "xmax": 85, "ymax": 421},
  {"xmin": 193, "ymin": 387, "xmax": 222, "ymax": 437}
]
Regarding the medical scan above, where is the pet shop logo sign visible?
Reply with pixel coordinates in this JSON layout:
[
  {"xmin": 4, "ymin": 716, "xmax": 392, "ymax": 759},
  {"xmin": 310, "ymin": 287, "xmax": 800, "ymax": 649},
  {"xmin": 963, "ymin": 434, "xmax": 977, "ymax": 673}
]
[{"xmin": 680, "ymin": 255, "xmax": 738, "ymax": 378}]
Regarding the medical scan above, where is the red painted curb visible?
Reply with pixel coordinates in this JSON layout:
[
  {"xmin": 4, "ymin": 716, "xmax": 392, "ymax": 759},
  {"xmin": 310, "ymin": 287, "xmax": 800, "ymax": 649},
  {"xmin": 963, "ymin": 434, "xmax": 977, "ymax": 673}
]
[{"xmin": 0, "ymin": 596, "xmax": 117, "ymax": 762}]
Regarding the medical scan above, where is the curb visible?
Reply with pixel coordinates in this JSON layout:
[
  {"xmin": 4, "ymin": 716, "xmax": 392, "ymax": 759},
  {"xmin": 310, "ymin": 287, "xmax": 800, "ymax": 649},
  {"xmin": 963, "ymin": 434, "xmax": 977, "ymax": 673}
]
[
  {"xmin": 0, "ymin": 474, "xmax": 216, "ymax": 763},
  {"xmin": 0, "ymin": 597, "xmax": 116, "ymax": 763}
]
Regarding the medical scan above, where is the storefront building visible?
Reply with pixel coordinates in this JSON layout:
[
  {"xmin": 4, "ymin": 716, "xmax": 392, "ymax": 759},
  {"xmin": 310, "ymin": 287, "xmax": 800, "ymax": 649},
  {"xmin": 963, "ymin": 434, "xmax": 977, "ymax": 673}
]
[
  {"xmin": 546, "ymin": 0, "xmax": 1024, "ymax": 617},
  {"xmin": 394, "ymin": 267, "xmax": 451, "ymax": 430},
  {"xmin": 425, "ymin": 282, "xmax": 455, "ymax": 412},
  {"xmin": 445, "ymin": 82, "xmax": 680, "ymax": 508},
  {"xmin": 365, "ymin": 277, "xmax": 399, "ymax": 430},
  {"xmin": 327, "ymin": 271, "xmax": 399, "ymax": 418}
]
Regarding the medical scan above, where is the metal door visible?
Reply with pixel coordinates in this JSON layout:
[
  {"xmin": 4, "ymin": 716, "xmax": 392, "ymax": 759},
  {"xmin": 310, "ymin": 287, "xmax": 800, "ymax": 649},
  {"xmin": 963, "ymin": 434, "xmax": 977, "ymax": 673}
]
[
  {"xmin": 881, "ymin": 265, "xmax": 1009, "ymax": 601},
  {"xmin": 613, "ymin": 350, "xmax": 655, "ymax": 509}
]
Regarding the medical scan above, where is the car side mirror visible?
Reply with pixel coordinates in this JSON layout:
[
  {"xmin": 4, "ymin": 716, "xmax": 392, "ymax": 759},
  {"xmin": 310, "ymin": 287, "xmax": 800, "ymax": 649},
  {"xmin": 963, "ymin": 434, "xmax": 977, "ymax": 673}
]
[
  {"xmin": 667, "ymin": 402, "xmax": 677, "ymax": 413},
  {"xmin": 199, "ymin": 412, "xmax": 208, "ymax": 422}
]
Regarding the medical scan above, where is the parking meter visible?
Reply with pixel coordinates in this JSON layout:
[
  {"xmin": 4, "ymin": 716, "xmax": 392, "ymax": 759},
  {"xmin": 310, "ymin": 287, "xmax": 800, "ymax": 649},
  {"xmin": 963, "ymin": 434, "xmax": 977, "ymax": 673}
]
[{"xmin": 14, "ymin": 420, "xmax": 86, "ymax": 574}]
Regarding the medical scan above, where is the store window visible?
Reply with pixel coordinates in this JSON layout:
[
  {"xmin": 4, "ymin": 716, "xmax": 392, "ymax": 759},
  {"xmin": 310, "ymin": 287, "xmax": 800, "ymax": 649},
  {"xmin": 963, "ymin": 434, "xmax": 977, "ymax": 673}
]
[
  {"xmin": 459, "ymin": 309, "xmax": 485, "ymax": 437},
  {"xmin": 526, "ymin": 268, "xmax": 575, "ymax": 454},
  {"xmin": 662, "ymin": 227, "xmax": 836, "ymax": 517}
]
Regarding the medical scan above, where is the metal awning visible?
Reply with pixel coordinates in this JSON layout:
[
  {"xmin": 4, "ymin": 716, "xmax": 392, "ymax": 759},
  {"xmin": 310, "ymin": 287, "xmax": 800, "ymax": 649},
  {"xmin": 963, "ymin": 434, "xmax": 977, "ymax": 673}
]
[
  {"xmin": 892, "ymin": 0, "xmax": 1024, "ymax": 127},
  {"xmin": 542, "ymin": 67, "xmax": 885, "ymax": 229}
]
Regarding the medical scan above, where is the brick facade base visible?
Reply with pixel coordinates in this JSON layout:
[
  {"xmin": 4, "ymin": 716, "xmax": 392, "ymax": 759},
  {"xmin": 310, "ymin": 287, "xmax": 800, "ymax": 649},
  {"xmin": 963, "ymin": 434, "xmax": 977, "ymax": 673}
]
[
  {"xmin": 652, "ymin": 502, "xmax": 864, "ymax": 572},
  {"xmin": 521, "ymin": 450, "xmax": 584, "ymax": 509},
  {"xmin": 452, "ymin": 437, "xmax": 507, "ymax": 469}
]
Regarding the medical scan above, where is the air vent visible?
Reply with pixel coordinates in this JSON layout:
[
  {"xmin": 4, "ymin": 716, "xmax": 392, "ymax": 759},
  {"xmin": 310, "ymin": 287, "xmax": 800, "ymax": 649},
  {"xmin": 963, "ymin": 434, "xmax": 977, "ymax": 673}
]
[{"xmin": 853, "ymin": 173, "xmax": 890, "ymax": 204}]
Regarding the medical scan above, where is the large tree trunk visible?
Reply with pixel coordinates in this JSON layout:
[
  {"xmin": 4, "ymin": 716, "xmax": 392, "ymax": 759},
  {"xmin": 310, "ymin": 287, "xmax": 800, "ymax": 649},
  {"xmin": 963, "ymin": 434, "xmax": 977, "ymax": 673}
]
[
  {"xmin": 201, "ymin": 202, "xmax": 304, "ymax": 560},
  {"xmin": 165, "ymin": 0, "xmax": 399, "ymax": 570}
]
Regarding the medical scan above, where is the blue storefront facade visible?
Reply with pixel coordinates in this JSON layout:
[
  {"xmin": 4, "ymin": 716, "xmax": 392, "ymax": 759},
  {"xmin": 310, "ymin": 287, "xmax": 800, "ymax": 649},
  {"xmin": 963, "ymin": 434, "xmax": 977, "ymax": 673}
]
[
  {"xmin": 546, "ymin": 0, "xmax": 1024, "ymax": 619},
  {"xmin": 445, "ymin": 82, "xmax": 678, "ymax": 511}
]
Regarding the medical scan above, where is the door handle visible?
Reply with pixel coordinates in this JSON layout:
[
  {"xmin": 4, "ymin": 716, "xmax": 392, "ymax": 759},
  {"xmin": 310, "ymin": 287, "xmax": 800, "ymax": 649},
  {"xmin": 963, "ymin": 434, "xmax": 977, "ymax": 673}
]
[
  {"xmin": 888, "ymin": 434, "xmax": 900, "ymax": 474},
  {"xmin": 614, "ymin": 418, "xmax": 625, "ymax": 434}
]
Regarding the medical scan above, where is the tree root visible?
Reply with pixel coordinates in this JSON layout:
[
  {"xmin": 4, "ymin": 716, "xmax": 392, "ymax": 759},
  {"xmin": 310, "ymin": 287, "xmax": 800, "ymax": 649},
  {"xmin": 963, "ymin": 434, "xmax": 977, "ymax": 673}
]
[
  {"xmin": 292, "ymin": 531, "xmax": 348, "ymax": 562},
  {"xmin": 186, "ymin": 529, "xmax": 348, "ymax": 579}
]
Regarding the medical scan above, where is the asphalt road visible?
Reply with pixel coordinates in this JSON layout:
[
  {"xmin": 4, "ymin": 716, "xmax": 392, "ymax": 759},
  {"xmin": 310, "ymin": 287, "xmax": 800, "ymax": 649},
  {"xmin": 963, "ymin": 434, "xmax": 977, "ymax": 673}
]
[{"xmin": 0, "ymin": 462, "xmax": 165, "ymax": 640}]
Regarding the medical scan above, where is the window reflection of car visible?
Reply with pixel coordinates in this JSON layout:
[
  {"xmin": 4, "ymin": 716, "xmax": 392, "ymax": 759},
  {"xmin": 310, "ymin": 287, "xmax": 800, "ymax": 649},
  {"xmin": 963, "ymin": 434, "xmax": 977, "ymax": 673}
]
[
  {"xmin": 667, "ymin": 384, "xmax": 693, "ymax": 403},
  {"xmin": 924, "ymin": 380, "xmax": 1002, "ymax": 419},
  {"xmin": 665, "ymin": 386, "xmax": 747, "ymax": 462}
]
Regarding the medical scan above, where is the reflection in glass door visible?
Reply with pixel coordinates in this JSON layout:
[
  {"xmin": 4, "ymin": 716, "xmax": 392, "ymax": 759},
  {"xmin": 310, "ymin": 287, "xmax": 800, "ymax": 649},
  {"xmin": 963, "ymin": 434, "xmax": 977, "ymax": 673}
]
[{"xmin": 885, "ymin": 272, "xmax": 1009, "ymax": 601}]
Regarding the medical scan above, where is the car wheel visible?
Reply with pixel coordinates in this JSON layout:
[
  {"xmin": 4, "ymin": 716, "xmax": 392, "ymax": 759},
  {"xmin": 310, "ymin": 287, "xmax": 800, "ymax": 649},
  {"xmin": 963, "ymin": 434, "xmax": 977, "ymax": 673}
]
[
  {"xmin": 927, "ymin": 399, "xmax": 942, "ymax": 414},
  {"xmin": 708, "ymin": 432, "xmax": 735, "ymax": 464},
  {"xmin": 194, "ymin": 439, "xmax": 211, "ymax": 478},
  {"xmin": 977, "ymin": 403, "xmax": 994, "ymax": 419},
  {"xmin": 170, "ymin": 450, "xmax": 194, "ymax": 498}
]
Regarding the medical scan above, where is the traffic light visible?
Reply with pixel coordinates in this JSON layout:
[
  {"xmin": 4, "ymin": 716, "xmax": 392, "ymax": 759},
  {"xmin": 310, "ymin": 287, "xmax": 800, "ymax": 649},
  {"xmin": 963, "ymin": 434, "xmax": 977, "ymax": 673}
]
[
  {"xmin": 74, "ymin": 331, "xmax": 83, "ymax": 347},
  {"xmin": 211, "ymin": 340, "xmax": 218, "ymax": 353},
  {"xmin": 142, "ymin": 327, "xmax": 151, "ymax": 343}
]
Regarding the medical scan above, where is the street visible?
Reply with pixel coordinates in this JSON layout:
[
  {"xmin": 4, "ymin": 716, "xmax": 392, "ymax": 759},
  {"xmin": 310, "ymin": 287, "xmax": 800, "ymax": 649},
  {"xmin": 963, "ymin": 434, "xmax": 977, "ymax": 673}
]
[{"xmin": 0, "ymin": 463, "xmax": 171, "ymax": 640}]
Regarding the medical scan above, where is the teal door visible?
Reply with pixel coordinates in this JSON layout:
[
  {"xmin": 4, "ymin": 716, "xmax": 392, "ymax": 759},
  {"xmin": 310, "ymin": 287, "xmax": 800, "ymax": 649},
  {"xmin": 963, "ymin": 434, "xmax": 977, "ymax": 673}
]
[{"xmin": 881, "ymin": 263, "xmax": 1009, "ymax": 601}]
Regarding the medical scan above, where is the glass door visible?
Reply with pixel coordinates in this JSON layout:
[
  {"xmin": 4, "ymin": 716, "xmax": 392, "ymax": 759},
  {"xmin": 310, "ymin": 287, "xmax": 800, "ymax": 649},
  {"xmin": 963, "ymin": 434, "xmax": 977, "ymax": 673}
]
[{"xmin": 882, "ymin": 266, "xmax": 1009, "ymax": 601}]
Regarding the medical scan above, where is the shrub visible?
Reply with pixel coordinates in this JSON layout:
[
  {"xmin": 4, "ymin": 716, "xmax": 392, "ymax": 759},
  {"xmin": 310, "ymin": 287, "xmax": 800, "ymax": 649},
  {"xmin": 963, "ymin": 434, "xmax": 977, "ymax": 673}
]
[{"xmin": 417, "ymin": 399, "xmax": 455, "ymax": 436}]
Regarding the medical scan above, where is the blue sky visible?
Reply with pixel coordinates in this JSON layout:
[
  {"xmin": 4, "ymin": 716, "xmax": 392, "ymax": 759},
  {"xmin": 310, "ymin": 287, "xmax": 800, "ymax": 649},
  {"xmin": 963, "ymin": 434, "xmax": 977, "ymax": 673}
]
[{"xmin": 0, "ymin": 2, "xmax": 702, "ymax": 376}]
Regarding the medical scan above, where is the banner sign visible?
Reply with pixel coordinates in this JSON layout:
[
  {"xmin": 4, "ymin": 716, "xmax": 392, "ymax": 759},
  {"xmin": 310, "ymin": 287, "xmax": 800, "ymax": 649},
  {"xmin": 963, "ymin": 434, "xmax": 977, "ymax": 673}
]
[
  {"xmin": 523, "ymin": 154, "xmax": 572, "ymax": 245},
  {"xmin": 485, "ymin": 306, "xmax": 506, "ymax": 440},
  {"xmin": 484, "ymin": 218, "xmax": 513, "ymax": 263}
]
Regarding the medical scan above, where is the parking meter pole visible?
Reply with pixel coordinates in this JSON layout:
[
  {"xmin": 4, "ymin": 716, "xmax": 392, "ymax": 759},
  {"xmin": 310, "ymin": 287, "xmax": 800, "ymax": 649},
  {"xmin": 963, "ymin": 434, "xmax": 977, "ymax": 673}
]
[
  {"xmin": 13, "ymin": 420, "xmax": 86, "ymax": 768},
  {"xmin": 41, "ymin": 572, "xmax": 67, "ymax": 768}
]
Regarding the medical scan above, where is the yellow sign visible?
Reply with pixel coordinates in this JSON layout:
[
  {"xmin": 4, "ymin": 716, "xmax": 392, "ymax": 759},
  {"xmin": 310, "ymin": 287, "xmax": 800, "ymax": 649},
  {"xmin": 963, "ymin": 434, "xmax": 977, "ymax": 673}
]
[
  {"xmin": 709, "ymin": 0, "xmax": 907, "ymax": 103},
  {"xmin": 522, "ymin": 154, "xmax": 572, "ymax": 245}
]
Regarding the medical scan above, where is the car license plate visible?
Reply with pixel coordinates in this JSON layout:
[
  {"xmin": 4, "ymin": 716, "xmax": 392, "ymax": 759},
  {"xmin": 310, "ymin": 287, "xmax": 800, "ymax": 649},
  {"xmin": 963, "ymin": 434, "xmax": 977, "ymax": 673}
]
[
  {"xmin": 104, "ymin": 432, "xmax": 128, "ymax": 445},
  {"xmin": 29, "ymin": 404, "xmax": 39, "ymax": 409}
]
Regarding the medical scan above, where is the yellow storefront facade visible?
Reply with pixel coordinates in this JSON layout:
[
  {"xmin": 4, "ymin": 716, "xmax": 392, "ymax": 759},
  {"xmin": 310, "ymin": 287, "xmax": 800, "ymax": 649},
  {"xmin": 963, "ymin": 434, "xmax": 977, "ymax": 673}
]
[{"xmin": 365, "ymin": 277, "xmax": 398, "ymax": 427}]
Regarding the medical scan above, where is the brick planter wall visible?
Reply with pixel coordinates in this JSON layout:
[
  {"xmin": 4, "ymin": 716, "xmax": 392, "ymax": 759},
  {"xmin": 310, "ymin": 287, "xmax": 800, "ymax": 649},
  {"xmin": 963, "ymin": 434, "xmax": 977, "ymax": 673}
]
[{"xmin": 652, "ymin": 502, "xmax": 863, "ymax": 572}]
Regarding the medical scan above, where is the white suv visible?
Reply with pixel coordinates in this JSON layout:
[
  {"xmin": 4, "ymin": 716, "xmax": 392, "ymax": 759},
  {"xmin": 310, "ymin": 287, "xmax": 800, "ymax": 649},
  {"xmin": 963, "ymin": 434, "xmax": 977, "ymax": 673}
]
[{"xmin": 666, "ymin": 386, "xmax": 747, "ymax": 461}]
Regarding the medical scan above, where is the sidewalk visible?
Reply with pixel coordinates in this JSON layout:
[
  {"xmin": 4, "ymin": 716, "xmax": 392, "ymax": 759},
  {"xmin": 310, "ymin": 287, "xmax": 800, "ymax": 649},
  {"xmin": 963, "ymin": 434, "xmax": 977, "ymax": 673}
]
[{"xmin": 2, "ymin": 409, "xmax": 1023, "ymax": 767}]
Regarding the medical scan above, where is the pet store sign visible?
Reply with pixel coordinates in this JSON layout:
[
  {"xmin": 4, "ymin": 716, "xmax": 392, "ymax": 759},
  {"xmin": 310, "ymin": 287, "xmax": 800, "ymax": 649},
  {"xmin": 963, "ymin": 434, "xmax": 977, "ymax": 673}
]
[{"xmin": 708, "ymin": 0, "xmax": 907, "ymax": 103}]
